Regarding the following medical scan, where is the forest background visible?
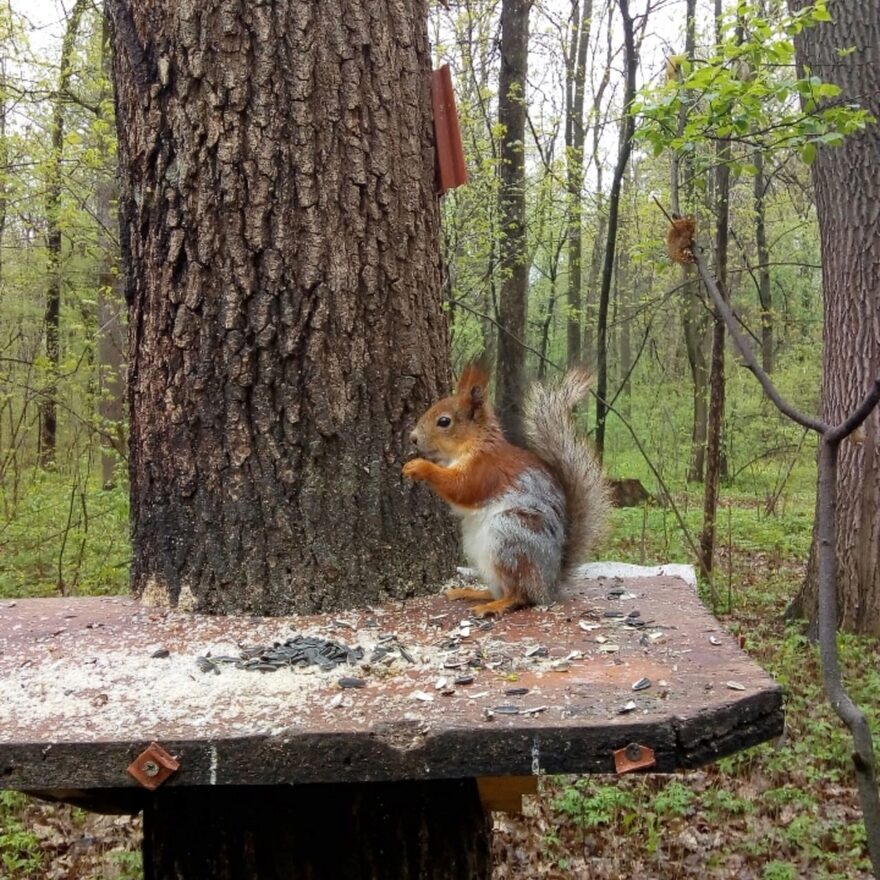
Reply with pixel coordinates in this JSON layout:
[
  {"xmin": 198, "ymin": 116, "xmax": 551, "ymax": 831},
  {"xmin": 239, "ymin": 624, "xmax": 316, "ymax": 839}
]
[{"xmin": 0, "ymin": 0, "xmax": 877, "ymax": 878}]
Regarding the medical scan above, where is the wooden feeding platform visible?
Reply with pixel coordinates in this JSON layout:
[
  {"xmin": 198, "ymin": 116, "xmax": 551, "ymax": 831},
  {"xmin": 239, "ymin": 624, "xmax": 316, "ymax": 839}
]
[{"xmin": 0, "ymin": 566, "xmax": 783, "ymax": 878}]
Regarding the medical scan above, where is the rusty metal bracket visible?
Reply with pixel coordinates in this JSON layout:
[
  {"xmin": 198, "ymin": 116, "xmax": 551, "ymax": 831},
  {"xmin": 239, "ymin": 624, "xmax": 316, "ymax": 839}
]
[
  {"xmin": 127, "ymin": 742, "xmax": 180, "ymax": 790},
  {"xmin": 431, "ymin": 64, "xmax": 468, "ymax": 196},
  {"xmin": 613, "ymin": 742, "xmax": 656, "ymax": 774}
]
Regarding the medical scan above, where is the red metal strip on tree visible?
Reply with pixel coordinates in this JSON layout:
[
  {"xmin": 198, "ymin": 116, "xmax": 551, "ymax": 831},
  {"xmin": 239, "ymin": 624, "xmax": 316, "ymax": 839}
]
[{"xmin": 432, "ymin": 65, "xmax": 468, "ymax": 196}]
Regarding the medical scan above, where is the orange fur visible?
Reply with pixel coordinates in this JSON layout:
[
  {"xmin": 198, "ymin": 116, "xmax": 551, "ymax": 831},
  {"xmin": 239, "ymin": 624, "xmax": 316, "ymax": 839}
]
[
  {"xmin": 445, "ymin": 587, "xmax": 493, "ymax": 601},
  {"xmin": 667, "ymin": 216, "xmax": 696, "ymax": 264}
]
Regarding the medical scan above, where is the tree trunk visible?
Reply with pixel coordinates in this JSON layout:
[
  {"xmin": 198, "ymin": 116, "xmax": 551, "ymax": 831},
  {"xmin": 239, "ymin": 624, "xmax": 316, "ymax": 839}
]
[
  {"xmin": 617, "ymin": 248, "xmax": 632, "ymax": 415},
  {"xmin": 583, "ymin": 202, "xmax": 605, "ymax": 369},
  {"xmin": 40, "ymin": 0, "xmax": 88, "ymax": 467},
  {"xmin": 685, "ymin": 316, "xmax": 710, "ymax": 483},
  {"xmin": 0, "ymin": 55, "xmax": 7, "ymax": 287},
  {"xmin": 142, "ymin": 781, "xmax": 491, "ymax": 880},
  {"xmin": 788, "ymin": 0, "xmax": 880, "ymax": 635},
  {"xmin": 672, "ymin": 0, "xmax": 709, "ymax": 484},
  {"xmin": 754, "ymin": 153, "xmax": 773, "ymax": 374},
  {"xmin": 96, "ymin": 11, "xmax": 125, "ymax": 489},
  {"xmin": 582, "ymin": 22, "xmax": 612, "ymax": 373},
  {"xmin": 699, "ymin": 4, "xmax": 738, "ymax": 581},
  {"xmin": 565, "ymin": 0, "xmax": 593, "ymax": 368},
  {"xmin": 495, "ymin": 0, "xmax": 530, "ymax": 443},
  {"xmin": 109, "ymin": 0, "xmax": 458, "ymax": 615},
  {"xmin": 595, "ymin": 0, "xmax": 637, "ymax": 459}
]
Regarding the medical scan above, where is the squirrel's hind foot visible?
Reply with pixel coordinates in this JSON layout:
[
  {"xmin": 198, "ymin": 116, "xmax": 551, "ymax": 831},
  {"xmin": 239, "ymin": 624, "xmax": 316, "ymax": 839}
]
[{"xmin": 471, "ymin": 596, "xmax": 523, "ymax": 618}]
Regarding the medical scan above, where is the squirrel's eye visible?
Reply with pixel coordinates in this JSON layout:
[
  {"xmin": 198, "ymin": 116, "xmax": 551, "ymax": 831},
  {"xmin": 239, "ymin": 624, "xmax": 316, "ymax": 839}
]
[{"xmin": 437, "ymin": 415, "xmax": 452, "ymax": 428}]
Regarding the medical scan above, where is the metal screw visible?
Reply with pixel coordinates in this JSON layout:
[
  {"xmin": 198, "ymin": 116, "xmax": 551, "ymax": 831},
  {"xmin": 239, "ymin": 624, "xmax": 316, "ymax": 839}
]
[
  {"xmin": 142, "ymin": 760, "xmax": 160, "ymax": 777},
  {"xmin": 625, "ymin": 744, "xmax": 642, "ymax": 762}
]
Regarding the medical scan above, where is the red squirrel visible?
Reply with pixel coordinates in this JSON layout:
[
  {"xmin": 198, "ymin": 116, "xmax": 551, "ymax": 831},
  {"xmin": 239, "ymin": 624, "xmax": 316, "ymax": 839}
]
[
  {"xmin": 667, "ymin": 216, "xmax": 696, "ymax": 264},
  {"xmin": 403, "ymin": 362, "xmax": 609, "ymax": 617}
]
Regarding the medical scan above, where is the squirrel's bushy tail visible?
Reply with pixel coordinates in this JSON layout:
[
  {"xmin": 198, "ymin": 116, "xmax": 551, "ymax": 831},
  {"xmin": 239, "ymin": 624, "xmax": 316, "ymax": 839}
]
[{"xmin": 523, "ymin": 368, "xmax": 610, "ymax": 580}]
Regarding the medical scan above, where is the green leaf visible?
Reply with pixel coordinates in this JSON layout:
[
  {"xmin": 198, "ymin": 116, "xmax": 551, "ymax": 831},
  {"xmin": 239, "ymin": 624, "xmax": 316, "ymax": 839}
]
[{"xmin": 801, "ymin": 142, "xmax": 817, "ymax": 165}]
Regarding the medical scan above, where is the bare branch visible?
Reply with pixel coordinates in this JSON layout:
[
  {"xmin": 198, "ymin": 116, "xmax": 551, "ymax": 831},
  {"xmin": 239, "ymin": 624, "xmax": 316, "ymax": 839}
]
[
  {"xmin": 690, "ymin": 246, "xmax": 828, "ymax": 435},
  {"xmin": 827, "ymin": 378, "xmax": 880, "ymax": 444}
]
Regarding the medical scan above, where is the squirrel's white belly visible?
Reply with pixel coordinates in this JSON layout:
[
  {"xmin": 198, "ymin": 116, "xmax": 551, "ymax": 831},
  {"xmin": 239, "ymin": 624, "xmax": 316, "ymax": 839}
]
[{"xmin": 453, "ymin": 500, "xmax": 508, "ymax": 599}]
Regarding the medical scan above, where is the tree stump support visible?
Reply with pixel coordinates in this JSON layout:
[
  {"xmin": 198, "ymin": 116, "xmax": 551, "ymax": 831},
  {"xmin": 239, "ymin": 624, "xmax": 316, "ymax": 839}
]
[{"xmin": 142, "ymin": 781, "xmax": 491, "ymax": 880}]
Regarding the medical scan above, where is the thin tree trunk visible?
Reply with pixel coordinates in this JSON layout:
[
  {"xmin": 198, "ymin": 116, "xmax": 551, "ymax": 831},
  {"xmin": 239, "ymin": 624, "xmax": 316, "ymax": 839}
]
[
  {"xmin": 495, "ymin": 0, "xmax": 531, "ymax": 443},
  {"xmin": 595, "ymin": 0, "xmax": 637, "ymax": 459},
  {"xmin": 672, "ymin": 0, "xmax": 709, "ymax": 484},
  {"xmin": 581, "ymin": 17, "xmax": 612, "ymax": 374},
  {"xmin": 618, "ymin": 249, "xmax": 632, "ymax": 415},
  {"xmin": 788, "ymin": 0, "xmax": 880, "ymax": 635},
  {"xmin": 565, "ymin": 0, "xmax": 593, "ymax": 367},
  {"xmin": 685, "ymin": 318, "xmax": 710, "ymax": 482},
  {"xmin": 753, "ymin": 150, "xmax": 773, "ymax": 374},
  {"xmin": 537, "ymin": 294, "xmax": 556, "ymax": 380},
  {"xmin": 0, "ymin": 56, "xmax": 7, "ymax": 286},
  {"xmin": 110, "ymin": 0, "xmax": 458, "ymax": 615},
  {"xmin": 583, "ymin": 201, "xmax": 605, "ymax": 368},
  {"xmin": 39, "ymin": 0, "xmax": 88, "ymax": 467},
  {"xmin": 96, "ymin": 11, "xmax": 125, "ymax": 488},
  {"xmin": 699, "ymin": 6, "xmax": 739, "ymax": 582}
]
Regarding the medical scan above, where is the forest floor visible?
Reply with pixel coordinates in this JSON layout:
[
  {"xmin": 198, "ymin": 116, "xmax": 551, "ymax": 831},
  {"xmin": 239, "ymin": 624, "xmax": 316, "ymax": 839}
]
[{"xmin": 1, "ymin": 475, "xmax": 878, "ymax": 879}]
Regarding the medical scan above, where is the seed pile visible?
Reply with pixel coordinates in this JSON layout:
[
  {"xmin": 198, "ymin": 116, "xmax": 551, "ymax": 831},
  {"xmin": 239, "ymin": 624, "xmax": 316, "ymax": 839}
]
[{"xmin": 196, "ymin": 634, "xmax": 364, "ymax": 674}]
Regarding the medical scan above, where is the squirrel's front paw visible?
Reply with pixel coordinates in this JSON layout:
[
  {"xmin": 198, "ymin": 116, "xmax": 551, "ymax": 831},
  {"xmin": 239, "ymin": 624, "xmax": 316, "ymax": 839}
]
[{"xmin": 403, "ymin": 458, "xmax": 430, "ymax": 481}]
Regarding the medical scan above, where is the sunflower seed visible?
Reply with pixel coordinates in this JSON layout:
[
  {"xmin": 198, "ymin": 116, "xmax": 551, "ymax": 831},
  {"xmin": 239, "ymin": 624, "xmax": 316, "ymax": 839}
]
[{"xmin": 339, "ymin": 677, "xmax": 366, "ymax": 689}]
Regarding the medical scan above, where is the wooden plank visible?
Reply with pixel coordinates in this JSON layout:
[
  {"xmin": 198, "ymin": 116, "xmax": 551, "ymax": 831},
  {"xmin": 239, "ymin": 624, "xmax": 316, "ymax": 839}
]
[{"xmin": 0, "ymin": 575, "xmax": 783, "ymax": 792}]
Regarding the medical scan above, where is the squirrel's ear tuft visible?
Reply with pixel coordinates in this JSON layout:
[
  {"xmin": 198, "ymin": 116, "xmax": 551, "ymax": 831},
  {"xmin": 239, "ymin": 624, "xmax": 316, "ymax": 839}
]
[
  {"xmin": 456, "ymin": 359, "xmax": 490, "ymax": 420},
  {"xmin": 467, "ymin": 383, "xmax": 485, "ymax": 420},
  {"xmin": 455, "ymin": 358, "xmax": 491, "ymax": 398}
]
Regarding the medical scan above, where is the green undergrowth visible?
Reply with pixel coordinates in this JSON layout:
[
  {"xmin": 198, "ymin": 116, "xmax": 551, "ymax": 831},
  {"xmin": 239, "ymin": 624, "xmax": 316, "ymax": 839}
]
[
  {"xmin": 536, "ymin": 485, "xmax": 877, "ymax": 880},
  {"xmin": 0, "ymin": 792, "xmax": 44, "ymax": 878},
  {"xmin": 0, "ymin": 467, "xmax": 129, "ymax": 599}
]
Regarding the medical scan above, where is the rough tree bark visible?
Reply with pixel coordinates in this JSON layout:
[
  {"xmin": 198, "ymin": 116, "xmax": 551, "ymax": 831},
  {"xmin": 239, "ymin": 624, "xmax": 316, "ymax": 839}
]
[
  {"xmin": 109, "ymin": 0, "xmax": 458, "ymax": 616},
  {"xmin": 495, "ymin": 0, "xmax": 530, "ymax": 443},
  {"xmin": 565, "ymin": 0, "xmax": 592, "ymax": 367},
  {"xmin": 39, "ymin": 0, "xmax": 88, "ymax": 467},
  {"xmin": 788, "ymin": 0, "xmax": 880, "ymax": 635}
]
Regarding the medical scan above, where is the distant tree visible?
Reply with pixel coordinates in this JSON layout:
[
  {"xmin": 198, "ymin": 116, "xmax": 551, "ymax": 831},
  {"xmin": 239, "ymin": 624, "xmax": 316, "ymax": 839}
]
[
  {"xmin": 39, "ymin": 0, "xmax": 88, "ymax": 466},
  {"xmin": 495, "ymin": 0, "xmax": 531, "ymax": 441},
  {"xmin": 565, "ymin": 0, "xmax": 593, "ymax": 367},
  {"xmin": 595, "ymin": 0, "xmax": 640, "ymax": 459}
]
